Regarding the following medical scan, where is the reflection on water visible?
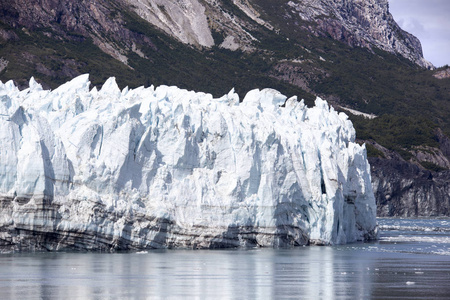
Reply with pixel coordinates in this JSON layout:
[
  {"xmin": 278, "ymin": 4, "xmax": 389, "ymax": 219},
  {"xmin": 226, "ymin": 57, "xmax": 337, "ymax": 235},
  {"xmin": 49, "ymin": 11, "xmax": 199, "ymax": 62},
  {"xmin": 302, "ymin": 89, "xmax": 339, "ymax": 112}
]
[
  {"xmin": 1, "ymin": 248, "xmax": 449, "ymax": 299},
  {"xmin": 0, "ymin": 219, "xmax": 449, "ymax": 299}
]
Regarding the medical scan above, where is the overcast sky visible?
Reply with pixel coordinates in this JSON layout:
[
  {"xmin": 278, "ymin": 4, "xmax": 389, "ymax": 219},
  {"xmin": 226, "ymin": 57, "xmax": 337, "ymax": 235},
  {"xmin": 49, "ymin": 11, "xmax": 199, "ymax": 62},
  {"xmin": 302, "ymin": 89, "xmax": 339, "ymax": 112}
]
[{"xmin": 389, "ymin": 0, "xmax": 450, "ymax": 67}]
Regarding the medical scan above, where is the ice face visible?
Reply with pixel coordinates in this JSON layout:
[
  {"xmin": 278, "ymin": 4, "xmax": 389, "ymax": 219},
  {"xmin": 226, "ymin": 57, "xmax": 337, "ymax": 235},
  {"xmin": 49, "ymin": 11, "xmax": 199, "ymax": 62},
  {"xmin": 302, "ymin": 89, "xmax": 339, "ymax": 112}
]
[{"xmin": 0, "ymin": 75, "xmax": 377, "ymax": 250}]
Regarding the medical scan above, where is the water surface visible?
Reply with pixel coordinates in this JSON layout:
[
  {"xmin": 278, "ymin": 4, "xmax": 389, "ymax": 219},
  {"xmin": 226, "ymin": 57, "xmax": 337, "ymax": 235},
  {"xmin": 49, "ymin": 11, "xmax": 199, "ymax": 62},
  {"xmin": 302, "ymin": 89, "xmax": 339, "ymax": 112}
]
[{"xmin": 0, "ymin": 218, "xmax": 449, "ymax": 299}]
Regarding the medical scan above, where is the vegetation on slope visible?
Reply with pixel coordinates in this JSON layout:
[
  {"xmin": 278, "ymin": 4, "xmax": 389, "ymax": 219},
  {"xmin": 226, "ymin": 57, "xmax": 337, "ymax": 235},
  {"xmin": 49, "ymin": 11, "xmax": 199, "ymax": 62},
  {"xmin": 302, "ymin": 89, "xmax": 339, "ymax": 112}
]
[{"xmin": 0, "ymin": 14, "xmax": 313, "ymax": 101}]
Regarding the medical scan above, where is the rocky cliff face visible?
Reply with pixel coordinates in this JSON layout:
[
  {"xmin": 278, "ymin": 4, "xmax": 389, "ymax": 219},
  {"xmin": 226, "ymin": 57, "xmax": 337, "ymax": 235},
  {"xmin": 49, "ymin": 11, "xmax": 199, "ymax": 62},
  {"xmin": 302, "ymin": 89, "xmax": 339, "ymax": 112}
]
[
  {"xmin": 281, "ymin": 0, "xmax": 432, "ymax": 68},
  {"xmin": 124, "ymin": 0, "xmax": 433, "ymax": 67},
  {"xmin": 371, "ymin": 158, "xmax": 450, "ymax": 217},
  {"xmin": 124, "ymin": 0, "xmax": 274, "ymax": 51},
  {"xmin": 367, "ymin": 129, "xmax": 450, "ymax": 217},
  {"xmin": 0, "ymin": 0, "xmax": 156, "ymax": 64},
  {"xmin": 124, "ymin": 0, "xmax": 214, "ymax": 48}
]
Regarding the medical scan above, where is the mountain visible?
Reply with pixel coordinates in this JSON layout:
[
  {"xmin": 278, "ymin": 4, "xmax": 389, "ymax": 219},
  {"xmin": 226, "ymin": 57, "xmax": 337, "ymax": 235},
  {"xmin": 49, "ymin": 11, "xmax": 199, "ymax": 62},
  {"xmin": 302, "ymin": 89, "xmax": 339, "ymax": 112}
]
[
  {"xmin": 0, "ymin": 0, "xmax": 434, "ymax": 88},
  {"xmin": 0, "ymin": 75, "xmax": 378, "ymax": 251},
  {"xmin": 1, "ymin": 0, "xmax": 449, "ymax": 217}
]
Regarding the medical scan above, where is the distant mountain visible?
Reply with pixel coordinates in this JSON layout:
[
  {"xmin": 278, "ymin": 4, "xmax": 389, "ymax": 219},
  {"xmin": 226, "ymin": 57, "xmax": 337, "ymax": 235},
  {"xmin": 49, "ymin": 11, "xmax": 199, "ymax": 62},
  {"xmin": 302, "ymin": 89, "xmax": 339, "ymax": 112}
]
[{"xmin": 0, "ymin": 0, "xmax": 449, "ymax": 216}]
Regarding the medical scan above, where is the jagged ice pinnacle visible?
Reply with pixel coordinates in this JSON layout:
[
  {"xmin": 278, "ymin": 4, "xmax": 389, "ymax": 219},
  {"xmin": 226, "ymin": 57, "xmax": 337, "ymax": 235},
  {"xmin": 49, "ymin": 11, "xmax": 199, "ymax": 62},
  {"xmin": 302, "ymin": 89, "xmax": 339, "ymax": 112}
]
[{"xmin": 0, "ymin": 75, "xmax": 378, "ymax": 250}]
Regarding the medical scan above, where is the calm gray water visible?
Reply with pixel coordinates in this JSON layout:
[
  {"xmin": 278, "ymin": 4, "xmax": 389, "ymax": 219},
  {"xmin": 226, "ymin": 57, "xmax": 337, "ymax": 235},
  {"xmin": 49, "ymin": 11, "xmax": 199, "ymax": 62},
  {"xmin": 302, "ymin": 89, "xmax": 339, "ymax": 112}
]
[{"xmin": 0, "ymin": 218, "xmax": 449, "ymax": 299}]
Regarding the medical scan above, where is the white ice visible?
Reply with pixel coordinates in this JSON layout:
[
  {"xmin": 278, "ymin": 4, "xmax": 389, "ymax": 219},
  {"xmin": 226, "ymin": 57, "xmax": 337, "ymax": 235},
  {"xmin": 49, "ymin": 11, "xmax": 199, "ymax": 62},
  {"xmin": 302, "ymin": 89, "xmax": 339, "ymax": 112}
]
[{"xmin": 0, "ymin": 75, "xmax": 378, "ymax": 247}]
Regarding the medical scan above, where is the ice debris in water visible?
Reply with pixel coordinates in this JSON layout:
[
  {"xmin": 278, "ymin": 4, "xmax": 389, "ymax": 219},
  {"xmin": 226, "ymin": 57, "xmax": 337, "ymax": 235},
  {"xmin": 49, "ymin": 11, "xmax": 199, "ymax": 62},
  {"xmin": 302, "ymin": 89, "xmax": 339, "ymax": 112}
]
[{"xmin": 0, "ymin": 74, "xmax": 378, "ymax": 250}]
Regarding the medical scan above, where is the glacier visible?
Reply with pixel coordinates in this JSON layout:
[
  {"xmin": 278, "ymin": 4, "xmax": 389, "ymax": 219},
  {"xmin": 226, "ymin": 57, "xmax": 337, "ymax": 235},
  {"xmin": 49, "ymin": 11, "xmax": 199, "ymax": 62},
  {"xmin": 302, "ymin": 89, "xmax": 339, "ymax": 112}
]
[{"xmin": 0, "ymin": 75, "xmax": 377, "ymax": 251}]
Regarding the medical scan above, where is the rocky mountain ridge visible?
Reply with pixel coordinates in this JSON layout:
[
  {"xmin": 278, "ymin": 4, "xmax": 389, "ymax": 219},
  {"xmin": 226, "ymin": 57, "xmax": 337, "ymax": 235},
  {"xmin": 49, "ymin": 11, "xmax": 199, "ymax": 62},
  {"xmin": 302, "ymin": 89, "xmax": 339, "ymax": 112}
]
[
  {"xmin": 269, "ymin": 0, "xmax": 432, "ymax": 68},
  {"xmin": 126, "ymin": 0, "xmax": 433, "ymax": 68},
  {"xmin": 0, "ymin": 0, "xmax": 432, "ymax": 68}
]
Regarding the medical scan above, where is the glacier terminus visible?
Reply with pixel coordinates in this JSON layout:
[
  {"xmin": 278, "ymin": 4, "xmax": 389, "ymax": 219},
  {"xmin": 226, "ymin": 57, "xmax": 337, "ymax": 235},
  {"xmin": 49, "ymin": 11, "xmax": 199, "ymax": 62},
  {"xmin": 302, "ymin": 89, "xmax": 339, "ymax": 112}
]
[{"xmin": 0, "ymin": 75, "xmax": 378, "ymax": 251}]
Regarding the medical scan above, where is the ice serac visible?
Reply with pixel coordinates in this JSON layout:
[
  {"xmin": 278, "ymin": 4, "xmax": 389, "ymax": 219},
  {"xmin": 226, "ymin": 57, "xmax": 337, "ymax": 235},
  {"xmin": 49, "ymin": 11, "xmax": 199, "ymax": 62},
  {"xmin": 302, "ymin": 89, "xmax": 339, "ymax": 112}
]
[{"xmin": 0, "ymin": 75, "xmax": 377, "ymax": 251}]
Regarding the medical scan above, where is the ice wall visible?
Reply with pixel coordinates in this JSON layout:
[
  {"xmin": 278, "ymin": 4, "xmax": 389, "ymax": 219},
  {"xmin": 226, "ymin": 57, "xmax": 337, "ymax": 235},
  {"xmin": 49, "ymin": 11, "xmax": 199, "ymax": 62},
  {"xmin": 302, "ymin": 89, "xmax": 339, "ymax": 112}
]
[{"xmin": 0, "ymin": 75, "xmax": 377, "ymax": 250}]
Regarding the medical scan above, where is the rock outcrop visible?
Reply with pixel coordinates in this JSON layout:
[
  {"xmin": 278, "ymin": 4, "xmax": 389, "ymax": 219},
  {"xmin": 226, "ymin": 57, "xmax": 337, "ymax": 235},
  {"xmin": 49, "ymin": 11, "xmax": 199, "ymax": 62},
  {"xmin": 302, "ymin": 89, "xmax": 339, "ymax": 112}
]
[
  {"xmin": 0, "ymin": 0, "xmax": 155, "ymax": 64},
  {"xmin": 433, "ymin": 67, "xmax": 450, "ymax": 79},
  {"xmin": 283, "ymin": 0, "xmax": 432, "ymax": 68},
  {"xmin": 124, "ymin": 0, "xmax": 214, "ymax": 48},
  {"xmin": 371, "ymin": 158, "xmax": 450, "ymax": 217},
  {"xmin": 367, "ymin": 130, "xmax": 450, "ymax": 217}
]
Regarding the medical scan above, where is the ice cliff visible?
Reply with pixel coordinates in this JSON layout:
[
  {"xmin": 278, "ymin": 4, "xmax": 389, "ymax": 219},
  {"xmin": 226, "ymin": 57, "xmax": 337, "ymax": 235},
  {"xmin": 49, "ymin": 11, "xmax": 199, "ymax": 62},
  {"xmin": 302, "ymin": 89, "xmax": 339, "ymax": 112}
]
[{"xmin": 0, "ymin": 75, "xmax": 377, "ymax": 251}]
